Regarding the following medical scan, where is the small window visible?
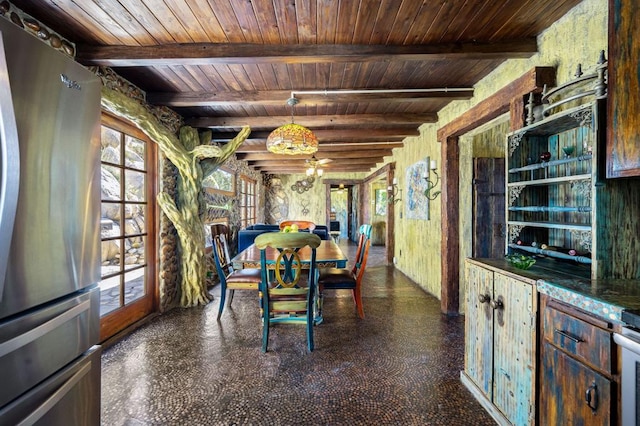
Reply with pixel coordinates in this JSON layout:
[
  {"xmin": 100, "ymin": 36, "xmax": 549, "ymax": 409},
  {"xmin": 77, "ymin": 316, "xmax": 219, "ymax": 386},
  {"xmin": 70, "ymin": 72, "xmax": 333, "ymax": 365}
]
[
  {"xmin": 239, "ymin": 175, "xmax": 256, "ymax": 228},
  {"xmin": 203, "ymin": 167, "xmax": 235, "ymax": 196}
]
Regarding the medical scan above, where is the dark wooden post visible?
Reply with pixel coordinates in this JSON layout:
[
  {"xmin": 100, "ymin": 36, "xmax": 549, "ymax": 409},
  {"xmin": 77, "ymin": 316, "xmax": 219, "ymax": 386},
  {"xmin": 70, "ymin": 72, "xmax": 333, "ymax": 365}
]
[{"xmin": 441, "ymin": 136, "xmax": 460, "ymax": 314}]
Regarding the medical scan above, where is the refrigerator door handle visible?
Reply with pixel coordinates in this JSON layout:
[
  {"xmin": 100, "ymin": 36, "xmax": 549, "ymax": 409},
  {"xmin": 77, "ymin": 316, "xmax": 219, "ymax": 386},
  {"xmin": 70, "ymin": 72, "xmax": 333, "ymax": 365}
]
[
  {"xmin": 0, "ymin": 31, "xmax": 20, "ymax": 303},
  {"xmin": 0, "ymin": 299, "xmax": 90, "ymax": 358},
  {"xmin": 15, "ymin": 361, "xmax": 91, "ymax": 426}
]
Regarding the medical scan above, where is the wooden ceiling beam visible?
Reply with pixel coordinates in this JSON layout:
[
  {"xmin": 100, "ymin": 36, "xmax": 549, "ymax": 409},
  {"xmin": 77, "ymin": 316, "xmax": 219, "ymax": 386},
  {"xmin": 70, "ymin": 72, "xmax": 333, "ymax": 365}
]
[
  {"xmin": 211, "ymin": 129, "xmax": 417, "ymax": 140},
  {"xmin": 187, "ymin": 113, "xmax": 436, "ymax": 129},
  {"xmin": 248, "ymin": 157, "xmax": 382, "ymax": 167},
  {"xmin": 255, "ymin": 166, "xmax": 374, "ymax": 173},
  {"xmin": 235, "ymin": 142, "xmax": 403, "ymax": 153},
  {"xmin": 76, "ymin": 39, "xmax": 537, "ymax": 67},
  {"xmin": 151, "ymin": 89, "xmax": 473, "ymax": 107},
  {"xmin": 237, "ymin": 150, "xmax": 393, "ymax": 161}
]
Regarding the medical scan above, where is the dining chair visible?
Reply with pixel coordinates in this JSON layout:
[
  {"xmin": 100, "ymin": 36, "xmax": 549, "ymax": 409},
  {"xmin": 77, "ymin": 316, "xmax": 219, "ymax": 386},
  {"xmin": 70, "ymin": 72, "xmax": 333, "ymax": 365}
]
[
  {"xmin": 211, "ymin": 224, "xmax": 262, "ymax": 320},
  {"xmin": 255, "ymin": 232, "xmax": 322, "ymax": 352},
  {"xmin": 279, "ymin": 220, "xmax": 316, "ymax": 232},
  {"xmin": 318, "ymin": 224, "xmax": 372, "ymax": 319}
]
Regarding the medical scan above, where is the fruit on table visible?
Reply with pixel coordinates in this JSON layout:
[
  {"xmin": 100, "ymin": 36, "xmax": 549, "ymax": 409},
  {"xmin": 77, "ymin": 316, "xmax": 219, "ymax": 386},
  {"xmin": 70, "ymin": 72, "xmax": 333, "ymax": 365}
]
[{"xmin": 290, "ymin": 224, "xmax": 299, "ymax": 232}]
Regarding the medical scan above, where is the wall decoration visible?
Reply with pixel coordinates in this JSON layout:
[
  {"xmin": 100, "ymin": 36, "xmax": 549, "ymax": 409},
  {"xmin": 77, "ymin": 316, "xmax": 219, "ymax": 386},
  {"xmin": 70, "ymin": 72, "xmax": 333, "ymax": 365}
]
[
  {"xmin": 375, "ymin": 189, "xmax": 388, "ymax": 215},
  {"xmin": 300, "ymin": 199, "xmax": 310, "ymax": 216},
  {"xmin": 405, "ymin": 160, "xmax": 430, "ymax": 220},
  {"xmin": 291, "ymin": 176, "xmax": 315, "ymax": 193}
]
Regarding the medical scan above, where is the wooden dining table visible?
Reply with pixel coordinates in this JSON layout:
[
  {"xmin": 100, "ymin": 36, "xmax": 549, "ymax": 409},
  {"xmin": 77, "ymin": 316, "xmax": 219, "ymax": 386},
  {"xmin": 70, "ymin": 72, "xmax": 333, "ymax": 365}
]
[{"xmin": 231, "ymin": 239, "xmax": 348, "ymax": 270}]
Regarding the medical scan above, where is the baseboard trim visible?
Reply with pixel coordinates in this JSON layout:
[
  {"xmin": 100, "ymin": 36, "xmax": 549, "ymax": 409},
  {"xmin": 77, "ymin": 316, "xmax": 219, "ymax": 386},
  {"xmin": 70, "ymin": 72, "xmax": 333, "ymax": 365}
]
[{"xmin": 460, "ymin": 371, "xmax": 510, "ymax": 426}]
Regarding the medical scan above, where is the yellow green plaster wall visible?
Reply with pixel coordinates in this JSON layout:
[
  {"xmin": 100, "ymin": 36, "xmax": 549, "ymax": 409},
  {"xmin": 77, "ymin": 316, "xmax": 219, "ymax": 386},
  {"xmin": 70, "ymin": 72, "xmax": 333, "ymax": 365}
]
[
  {"xmin": 386, "ymin": 0, "xmax": 607, "ymax": 303},
  {"xmin": 271, "ymin": 172, "xmax": 365, "ymax": 226},
  {"xmin": 389, "ymin": 123, "xmax": 443, "ymax": 297}
]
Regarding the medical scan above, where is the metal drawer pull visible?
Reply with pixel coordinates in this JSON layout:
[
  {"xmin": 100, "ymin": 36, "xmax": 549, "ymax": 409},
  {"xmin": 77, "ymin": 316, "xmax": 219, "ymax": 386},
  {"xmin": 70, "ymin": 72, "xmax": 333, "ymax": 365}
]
[
  {"xmin": 585, "ymin": 381, "xmax": 598, "ymax": 412},
  {"xmin": 478, "ymin": 294, "xmax": 491, "ymax": 304},
  {"xmin": 554, "ymin": 328, "xmax": 583, "ymax": 343}
]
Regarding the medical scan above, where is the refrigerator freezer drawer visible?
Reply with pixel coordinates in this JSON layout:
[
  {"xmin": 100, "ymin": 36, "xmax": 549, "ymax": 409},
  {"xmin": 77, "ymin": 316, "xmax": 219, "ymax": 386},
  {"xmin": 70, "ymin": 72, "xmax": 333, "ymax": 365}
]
[
  {"xmin": 0, "ymin": 287, "xmax": 99, "ymax": 409},
  {"xmin": 0, "ymin": 345, "xmax": 101, "ymax": 426}
]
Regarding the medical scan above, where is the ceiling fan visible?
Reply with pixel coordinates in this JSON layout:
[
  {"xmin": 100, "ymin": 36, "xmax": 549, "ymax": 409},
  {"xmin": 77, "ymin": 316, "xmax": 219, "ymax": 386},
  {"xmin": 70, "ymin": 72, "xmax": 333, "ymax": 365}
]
[
  {"xmin": 305, "ymin": 154, "xmax": 333, "ymax": 168},
  {"xmin": 305, "ymin": 154, "xmax": 332, "ymax": 177}
]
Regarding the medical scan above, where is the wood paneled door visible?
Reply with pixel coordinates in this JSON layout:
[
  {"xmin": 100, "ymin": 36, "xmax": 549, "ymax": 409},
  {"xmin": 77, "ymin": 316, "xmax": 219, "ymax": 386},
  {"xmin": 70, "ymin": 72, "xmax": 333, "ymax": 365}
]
[{"xmin": 473, "ymin": 158, "xmax": 506, "ymax": 258}]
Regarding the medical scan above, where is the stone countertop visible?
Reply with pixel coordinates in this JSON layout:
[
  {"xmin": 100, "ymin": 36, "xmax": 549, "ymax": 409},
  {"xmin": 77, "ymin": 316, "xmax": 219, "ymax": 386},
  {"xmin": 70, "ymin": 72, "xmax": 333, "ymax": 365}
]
[
  {"xmin": 536, "ymin": 278, "xmax": 640, "ymax": 324},
  {"xmin": 468, "ymin": 257, "xmax": 640, "ymax": 324}
]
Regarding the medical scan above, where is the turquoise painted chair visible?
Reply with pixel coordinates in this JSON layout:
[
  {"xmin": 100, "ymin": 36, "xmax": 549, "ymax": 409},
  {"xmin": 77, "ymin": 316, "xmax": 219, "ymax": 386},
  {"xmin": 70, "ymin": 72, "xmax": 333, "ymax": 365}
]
[
  {"xmin": 211, "ymin": 224, "xmax": 262, "ymax": 320},
  {"xmin": 255, "ymin": 232, "xmax": 322, "ymax": 352},
  {"xmin": 318, "ymin": 224, "xmax": 372, "ymax": 319}
]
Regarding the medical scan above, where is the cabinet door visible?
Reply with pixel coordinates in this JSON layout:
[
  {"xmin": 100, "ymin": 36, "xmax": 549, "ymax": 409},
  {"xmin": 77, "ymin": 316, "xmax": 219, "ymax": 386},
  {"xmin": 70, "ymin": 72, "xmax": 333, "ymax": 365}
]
[
  {"xmin": 464, "ymin": 264, "xmax": 494, "ymax": 397},
  {"xmin": 541, "ymin": 342, "xmax": 612, "ymax": 425},
  {"xmin": 607, "ymin": 0, "xmax": 640, "ymax": 178},
  {"xmin": 492, "ymin": 273, "xmax": 535, "ymax": 425}
]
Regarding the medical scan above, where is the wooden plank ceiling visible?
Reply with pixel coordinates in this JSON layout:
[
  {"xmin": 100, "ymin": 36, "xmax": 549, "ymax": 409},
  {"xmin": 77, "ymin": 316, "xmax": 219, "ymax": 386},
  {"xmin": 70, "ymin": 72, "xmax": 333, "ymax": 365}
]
[{"xmin": 13, "ymin": 0, "xmax": 583, "ymax": 174}]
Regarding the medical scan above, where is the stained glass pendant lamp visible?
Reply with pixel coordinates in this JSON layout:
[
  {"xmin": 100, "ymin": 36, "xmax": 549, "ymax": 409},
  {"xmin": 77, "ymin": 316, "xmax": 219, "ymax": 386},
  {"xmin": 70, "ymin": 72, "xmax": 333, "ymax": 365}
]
[{"xmin": 266, "ymin": 97, "xmax": 318, "ymax": 155}]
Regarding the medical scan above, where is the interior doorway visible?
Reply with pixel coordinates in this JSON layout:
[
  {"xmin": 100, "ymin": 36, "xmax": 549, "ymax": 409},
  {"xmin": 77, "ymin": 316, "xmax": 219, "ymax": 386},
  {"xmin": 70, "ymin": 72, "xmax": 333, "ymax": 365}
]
[
  {"xmin": 329, "ymin": 183, "xmax": 354, "ymax": 242},
  {"xmin": 369, "ymin": 177, "xmax": 388, "ymax": 248}
]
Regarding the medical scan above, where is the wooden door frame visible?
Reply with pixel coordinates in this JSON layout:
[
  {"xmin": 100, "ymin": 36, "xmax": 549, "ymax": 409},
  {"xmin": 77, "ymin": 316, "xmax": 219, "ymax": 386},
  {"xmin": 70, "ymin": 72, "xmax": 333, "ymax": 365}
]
[
  {"xmin": 324, "ymin": 162, "xmax": 396, "ymax": 264},
  {"xmin": 436, "ymin": 67, "xmax": 555, "ymax": 315},
  {"xmin": 99, "ymin": 112, "xmax": 159, "ymax": 341}
]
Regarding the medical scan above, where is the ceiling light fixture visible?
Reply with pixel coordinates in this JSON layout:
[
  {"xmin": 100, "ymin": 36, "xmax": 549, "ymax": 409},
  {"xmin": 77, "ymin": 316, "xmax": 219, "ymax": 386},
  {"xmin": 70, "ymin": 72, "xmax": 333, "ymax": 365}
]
[
  {"xmin": 266, "ymin": 97, "xmax": 318, "ymax": 155},
  {"xmin": 306, "ymin": 165, "xmax": 323, "ymax": 178}
]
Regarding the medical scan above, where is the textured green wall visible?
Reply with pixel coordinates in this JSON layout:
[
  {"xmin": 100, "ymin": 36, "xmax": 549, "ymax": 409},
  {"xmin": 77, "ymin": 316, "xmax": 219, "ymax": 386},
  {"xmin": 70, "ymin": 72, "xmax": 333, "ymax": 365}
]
[
  {"xmin": 267, "ymin": 172, "xmax": 366, "ymax": 225},
  {"xmin": 388, "ymin": 0, "xmax": 607, "ymax": 304}
]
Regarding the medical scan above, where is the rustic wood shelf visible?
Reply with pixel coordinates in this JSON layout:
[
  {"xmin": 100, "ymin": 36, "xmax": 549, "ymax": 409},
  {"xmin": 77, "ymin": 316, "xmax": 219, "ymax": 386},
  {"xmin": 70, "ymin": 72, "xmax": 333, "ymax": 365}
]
[
  {"xmin": 507, "ymin": 174, "xmax": 591, "ymax": 187},
  {"xmin": 508, "ymin": 220, "xmax": 591, "ymax": 231}
]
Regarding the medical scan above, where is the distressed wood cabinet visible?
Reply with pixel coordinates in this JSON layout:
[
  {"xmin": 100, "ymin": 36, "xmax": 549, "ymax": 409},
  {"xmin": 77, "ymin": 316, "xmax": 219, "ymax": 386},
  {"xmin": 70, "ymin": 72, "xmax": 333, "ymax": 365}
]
[
  {"xmin": 607, "ymin": 0, "xmax": 640, "ymax": 178},
  {"xmin": 462, "ymin": 260, "xmax": 537, "ymax": 425},
  {"xmin": 539, "ymin": 294, "xmax": 617, "ymax": 425}
]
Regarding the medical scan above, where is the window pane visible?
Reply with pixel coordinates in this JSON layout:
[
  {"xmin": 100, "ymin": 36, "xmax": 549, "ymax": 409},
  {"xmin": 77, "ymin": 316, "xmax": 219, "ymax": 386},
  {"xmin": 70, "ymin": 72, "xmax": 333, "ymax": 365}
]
[
  {"xmin": 123, "ymin": 204, "xmax": 146, "ymax": 235},
  {"xmin": 124, "ymin": 236, "xmax": 146, "ymax": 271},
  {"xmin": 125, "ymin": 135, "xmax": 146, "ymax": 170},
  {"xmin": 101, "ymin": 211, "xmax": 121, "ymax": 238},
  {"xmin": 125, "ymin": 170, "xmax": 146, "ymax": 201},
  {"xmin": 102, "ymin": 165, "xmax": 121, "ymax": 201},
  {"xmin": 202, "ymin": 168, "xmax": 234, "ymax": 194},
  {"xmin": 99, "ymin": 274, "xmax": 121, "ymax": 316},
  {"xmin": 101, "ymin": 127, "xmax": 121, "ymax": 164},
  {"xmin": 124, "ymin": 268, "xmax": 146, "ymax": 304},
  {"xmin": 101, "ymin": 239, "xmax": 121, "ymax": 277}
]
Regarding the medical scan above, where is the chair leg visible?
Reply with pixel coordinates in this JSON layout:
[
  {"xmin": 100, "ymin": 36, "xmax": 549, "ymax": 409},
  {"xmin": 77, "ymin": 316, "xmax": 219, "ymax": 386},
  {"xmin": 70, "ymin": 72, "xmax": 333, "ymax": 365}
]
[
  {"xmin": 262, "ymin": 295, "xmax": 270, "ymax": 353},
  {"xmin": 307, "ymin": 301, "xmax": 314, "ymax": 352},
  {"xmin": 217, "ymin": 282, "xmax": 227, "ymax": 320},
  {"xmin": 227, "ymin": 289, "xmax": 235, "ymax": 307},
  {"xmin": 354, "ymin": 287, "xmax": 365, "ymax": 319}
]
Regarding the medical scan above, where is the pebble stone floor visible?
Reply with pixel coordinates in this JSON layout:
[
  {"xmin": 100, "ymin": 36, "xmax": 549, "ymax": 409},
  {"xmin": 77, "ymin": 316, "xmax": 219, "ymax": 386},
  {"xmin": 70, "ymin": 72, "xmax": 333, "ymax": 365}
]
[{"xmin": 101, "ymin": 241, "xmax": 496, "ymax": 426}]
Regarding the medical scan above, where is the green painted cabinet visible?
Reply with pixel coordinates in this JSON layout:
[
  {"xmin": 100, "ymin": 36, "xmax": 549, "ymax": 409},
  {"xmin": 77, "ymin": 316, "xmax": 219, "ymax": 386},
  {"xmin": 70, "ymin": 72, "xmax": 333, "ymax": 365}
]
[{"xmin": 462, "ymin": 260, "xmax": 537, "ymax": 425}]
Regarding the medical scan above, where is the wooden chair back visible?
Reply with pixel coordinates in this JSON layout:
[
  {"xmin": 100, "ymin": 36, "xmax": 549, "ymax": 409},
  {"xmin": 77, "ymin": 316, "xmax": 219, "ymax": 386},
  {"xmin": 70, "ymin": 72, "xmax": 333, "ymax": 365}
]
[
  {"xmin": 211, "ymin": 224, "xmax": 233, "ymax": 275},
  {"xmin": 254, "ymin": 232, "xmax": 322, "ymax": 352},
  {"xmin": 352, "ymin": 224, "xmax": 372, "ymax": 275}
]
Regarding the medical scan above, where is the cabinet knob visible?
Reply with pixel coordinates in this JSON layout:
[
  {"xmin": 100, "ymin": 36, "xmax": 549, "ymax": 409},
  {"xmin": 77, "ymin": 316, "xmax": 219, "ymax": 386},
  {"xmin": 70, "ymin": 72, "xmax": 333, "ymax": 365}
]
[
  {"xmin": 490, "ymin": 299, "xmax": 504, "ymax": 310},
  {"xmin": 478, "ymin": 294, "xmax": 491, "ymax": 304}
]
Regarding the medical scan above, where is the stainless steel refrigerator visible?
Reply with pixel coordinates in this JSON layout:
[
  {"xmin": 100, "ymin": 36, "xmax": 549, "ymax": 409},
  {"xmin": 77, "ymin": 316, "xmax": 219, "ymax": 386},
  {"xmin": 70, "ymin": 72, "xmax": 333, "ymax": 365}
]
[{"xmin": 0, "ymin": 17, "xmax": 101, "ymax": 425}]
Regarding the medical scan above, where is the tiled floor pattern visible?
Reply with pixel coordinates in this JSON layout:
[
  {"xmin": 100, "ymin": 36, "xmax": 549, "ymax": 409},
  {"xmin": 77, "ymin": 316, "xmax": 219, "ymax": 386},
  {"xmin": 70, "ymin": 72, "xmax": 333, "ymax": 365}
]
[{"xmin": 101, "ymin": 241, "xmax": 496, "ymax": 425}]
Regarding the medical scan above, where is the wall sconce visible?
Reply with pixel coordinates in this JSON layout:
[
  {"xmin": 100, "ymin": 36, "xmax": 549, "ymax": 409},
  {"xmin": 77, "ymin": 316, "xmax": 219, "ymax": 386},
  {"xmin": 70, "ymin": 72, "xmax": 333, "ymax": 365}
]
[
  {"xmin": 387, "ymin": 177, "xmax": 402, "ymax": 204},
  {"xmin": 423, "ymin": 156, "xmax": 441, "ymax": 200}
]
